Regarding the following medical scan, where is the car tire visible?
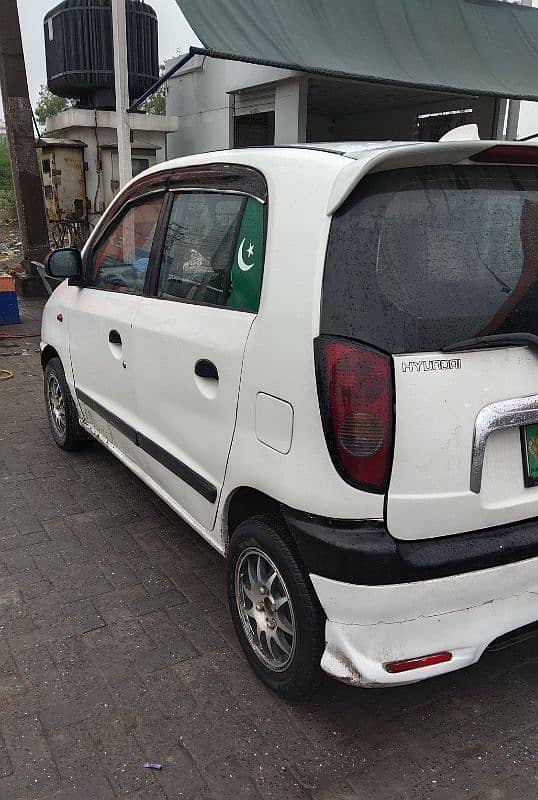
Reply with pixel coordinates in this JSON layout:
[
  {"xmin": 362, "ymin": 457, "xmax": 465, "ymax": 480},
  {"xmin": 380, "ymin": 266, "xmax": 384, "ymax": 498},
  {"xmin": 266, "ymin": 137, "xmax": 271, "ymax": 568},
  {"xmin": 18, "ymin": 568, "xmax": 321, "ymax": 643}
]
[
  {"xmin": 227, "ymin": 514, "xmax": 325, "ymax": 700},
  {"xmin": 44, "ymin": 357, "xmax": 89, "ymax": 451}
]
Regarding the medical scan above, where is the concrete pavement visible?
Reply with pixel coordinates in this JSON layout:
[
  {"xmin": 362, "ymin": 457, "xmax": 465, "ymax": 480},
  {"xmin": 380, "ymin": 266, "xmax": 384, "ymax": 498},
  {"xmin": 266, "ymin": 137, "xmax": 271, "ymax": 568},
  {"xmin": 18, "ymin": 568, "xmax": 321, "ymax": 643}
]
[{"xmin": 1, "ymin": 311, "xmax": 538, "ymax": 799}]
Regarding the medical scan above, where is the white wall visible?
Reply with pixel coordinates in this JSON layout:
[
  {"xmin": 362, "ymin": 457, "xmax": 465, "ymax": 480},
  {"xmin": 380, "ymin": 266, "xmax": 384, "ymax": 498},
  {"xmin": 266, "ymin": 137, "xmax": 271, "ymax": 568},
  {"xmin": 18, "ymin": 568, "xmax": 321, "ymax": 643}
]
[
  {"xmin": 166, "ymin": 56, "xmax": 232, "ymax": 156},
  {"xmin": 166, "ymin": 56, "xmax": 306, "ymax": 156}
]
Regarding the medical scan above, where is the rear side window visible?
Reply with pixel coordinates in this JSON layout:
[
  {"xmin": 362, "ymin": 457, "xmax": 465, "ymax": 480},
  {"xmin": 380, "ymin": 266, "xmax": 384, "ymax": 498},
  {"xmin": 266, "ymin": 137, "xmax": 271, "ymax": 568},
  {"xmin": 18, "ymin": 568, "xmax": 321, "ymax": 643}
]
[
  {"xmin": 322, "ymin": 166, "xmax": 538, "ymax": 353},
  {"xmin": 158, "ymin": 191, "xmax": 264, "ymax": 310}
]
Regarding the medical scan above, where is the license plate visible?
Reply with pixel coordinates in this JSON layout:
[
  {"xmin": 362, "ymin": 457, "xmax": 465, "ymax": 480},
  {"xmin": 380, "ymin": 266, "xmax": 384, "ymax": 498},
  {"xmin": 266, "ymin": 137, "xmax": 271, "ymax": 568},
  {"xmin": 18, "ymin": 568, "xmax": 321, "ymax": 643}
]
[{"xmin": 522, "ymin": 423, "xmax": 538, "ymax": 487}]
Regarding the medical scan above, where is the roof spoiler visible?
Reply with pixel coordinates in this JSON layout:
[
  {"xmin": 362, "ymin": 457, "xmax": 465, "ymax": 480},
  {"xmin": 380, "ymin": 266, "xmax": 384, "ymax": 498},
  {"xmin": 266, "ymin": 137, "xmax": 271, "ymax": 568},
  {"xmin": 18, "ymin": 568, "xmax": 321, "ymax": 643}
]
[{"xmin": 326, "ymin": 140, "xmax": 495, "ymax": 216}]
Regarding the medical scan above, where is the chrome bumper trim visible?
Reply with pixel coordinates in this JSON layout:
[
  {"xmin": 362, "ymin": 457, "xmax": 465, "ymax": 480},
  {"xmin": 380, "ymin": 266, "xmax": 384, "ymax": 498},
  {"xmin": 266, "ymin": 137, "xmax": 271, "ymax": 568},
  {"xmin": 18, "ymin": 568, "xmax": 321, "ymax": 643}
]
[{"xmin": 471, "ymin": 394, "xmax": 538, "ymax": 494}]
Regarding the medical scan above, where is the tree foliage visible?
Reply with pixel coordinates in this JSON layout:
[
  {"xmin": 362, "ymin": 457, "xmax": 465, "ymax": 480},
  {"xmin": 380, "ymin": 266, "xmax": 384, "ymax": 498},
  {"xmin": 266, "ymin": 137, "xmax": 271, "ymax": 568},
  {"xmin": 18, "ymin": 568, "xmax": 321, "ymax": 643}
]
[
  {"xmin": 142, "ymin": 63, "xmax": 167, "ymax": 116},
  {"xmin": 0, "ymin": 135, "xmax": 16, "ymax": 220},
  {"xmin": 34, "ymin": 85, "xmax": 71, "ymax": 126},
  {"xmin": 0, "ymin": 135, "xmax": 12, "ymax": 191}
]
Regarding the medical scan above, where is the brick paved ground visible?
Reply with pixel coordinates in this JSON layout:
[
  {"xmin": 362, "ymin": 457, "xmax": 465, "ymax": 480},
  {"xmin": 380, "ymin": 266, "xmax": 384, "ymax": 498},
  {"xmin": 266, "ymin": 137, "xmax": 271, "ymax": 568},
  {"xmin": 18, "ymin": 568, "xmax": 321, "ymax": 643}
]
[{"xmin": 1, "ymin": 304, "xmax": 538, "ymax": 799}]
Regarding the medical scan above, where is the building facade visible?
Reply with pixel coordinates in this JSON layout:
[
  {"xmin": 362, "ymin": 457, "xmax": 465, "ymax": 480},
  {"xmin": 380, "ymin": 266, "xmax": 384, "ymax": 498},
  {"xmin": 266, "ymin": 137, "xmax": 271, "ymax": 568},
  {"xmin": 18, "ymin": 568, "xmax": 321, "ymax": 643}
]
[{"xmin": 165, "ymin": 54, "xmax": 506, "ymax": 159}]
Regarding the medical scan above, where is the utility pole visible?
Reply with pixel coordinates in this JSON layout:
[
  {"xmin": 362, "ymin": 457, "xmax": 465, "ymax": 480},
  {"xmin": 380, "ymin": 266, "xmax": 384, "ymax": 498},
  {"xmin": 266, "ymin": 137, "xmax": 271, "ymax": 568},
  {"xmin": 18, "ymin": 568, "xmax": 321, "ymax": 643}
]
[
  {"xmin": 0, "ymin": 0, "xmax": 48, "ymax": 296},
  {"xmin": 505, "ymin": 0, "xmax": 533, "ymax": 140},
  {"xmin": 112, "ymin": 0, "xmax": 132, "ymax": 188}
]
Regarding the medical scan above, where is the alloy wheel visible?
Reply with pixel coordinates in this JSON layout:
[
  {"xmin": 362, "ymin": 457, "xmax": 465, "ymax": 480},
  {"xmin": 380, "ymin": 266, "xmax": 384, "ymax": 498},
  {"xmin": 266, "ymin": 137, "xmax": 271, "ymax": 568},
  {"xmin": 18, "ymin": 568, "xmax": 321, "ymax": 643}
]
[
  {"xmin": 47, "ymin": 373, "xmax": 66, "ymax": 436},
  {"xmin": 235, "ymin": 546, "xmax": 296, "ymax": 672}
]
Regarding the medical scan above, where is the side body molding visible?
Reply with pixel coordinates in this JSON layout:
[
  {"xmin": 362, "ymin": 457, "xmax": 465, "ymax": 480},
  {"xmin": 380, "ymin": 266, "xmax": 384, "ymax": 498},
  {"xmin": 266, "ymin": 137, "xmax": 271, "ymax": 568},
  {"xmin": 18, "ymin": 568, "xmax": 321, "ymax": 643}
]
[{"xmin": 471, "ymin": 394, "xmax": 538, "ymax": 494}]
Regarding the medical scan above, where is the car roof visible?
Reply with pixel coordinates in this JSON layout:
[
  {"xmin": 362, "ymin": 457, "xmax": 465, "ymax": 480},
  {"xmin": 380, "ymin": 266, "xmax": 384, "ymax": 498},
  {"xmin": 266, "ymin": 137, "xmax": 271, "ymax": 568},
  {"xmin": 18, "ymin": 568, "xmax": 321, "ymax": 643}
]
[
  {"xmin": 141, "ymin": 142, "xmax": 433, "ymax": 184},
  {"xmin": 135, "ymin": 139, "xmax": 538, "ymax": 218}
]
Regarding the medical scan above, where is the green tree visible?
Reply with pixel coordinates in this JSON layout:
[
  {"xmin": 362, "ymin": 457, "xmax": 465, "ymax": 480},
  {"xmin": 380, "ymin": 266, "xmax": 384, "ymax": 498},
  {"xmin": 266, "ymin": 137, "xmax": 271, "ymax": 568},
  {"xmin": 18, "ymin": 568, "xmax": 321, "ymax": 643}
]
[
  {"xmin": 0, "ymin": 135, "xmax": 12, "ymax": 191},
  {"xmin": 34, "ymin": 85, "xmax": 71, "ymax": 126},
  {"xmin": 142, "ymin": 63, "xmax": 167, "ymax": 115},
  {"xmin": 0, "ymin": 134, "xmax": 16, "ymax": 219}
]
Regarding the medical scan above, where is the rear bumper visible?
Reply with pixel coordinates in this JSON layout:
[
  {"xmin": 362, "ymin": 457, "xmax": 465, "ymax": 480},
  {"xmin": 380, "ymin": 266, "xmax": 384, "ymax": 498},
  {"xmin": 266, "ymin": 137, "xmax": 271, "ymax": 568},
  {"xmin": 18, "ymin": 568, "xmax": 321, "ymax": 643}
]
[
  {"xmin": 282, "ymin": 507, "xmax": 538, "ymax": 584},
  {"xmin": 311, "ymin": 555, "xmax": 538, "ymax": 687}
]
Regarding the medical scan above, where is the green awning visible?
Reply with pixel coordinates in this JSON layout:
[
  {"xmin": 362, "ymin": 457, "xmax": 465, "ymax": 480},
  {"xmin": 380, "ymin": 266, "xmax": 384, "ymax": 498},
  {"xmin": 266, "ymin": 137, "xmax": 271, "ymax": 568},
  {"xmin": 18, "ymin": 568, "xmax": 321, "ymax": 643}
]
[{"xmin": 175, "ymin": 0, "xmax": 538, "ymax": 100}]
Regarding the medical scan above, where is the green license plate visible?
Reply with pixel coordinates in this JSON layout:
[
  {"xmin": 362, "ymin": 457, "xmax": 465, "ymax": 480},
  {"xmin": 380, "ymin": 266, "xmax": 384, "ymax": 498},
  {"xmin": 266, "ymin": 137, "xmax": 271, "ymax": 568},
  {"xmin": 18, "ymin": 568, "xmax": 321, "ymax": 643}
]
[{"xmin": 522, "ymin": 423, "xmax": 538, "ymax": 486}]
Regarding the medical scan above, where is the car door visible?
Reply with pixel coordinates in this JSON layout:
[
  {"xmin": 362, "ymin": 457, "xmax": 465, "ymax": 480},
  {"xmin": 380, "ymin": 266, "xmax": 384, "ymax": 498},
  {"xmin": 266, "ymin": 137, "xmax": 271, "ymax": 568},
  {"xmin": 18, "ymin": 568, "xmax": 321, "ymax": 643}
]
[
  {"xmin": 69, "ymin": 191, "xmax": 165, "ymax": 467},
  {"xmin": 130, "ymin": 168, "xmax": 267, "ymax": 530}
]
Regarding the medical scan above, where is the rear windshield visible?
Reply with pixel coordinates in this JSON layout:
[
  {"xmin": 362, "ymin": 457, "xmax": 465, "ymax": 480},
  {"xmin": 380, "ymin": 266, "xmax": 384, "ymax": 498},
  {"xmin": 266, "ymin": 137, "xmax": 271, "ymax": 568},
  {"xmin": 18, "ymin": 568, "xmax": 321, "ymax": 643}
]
[{"xmin": 321, "ymin": 165, "xmax": 538, "ymax": 353}]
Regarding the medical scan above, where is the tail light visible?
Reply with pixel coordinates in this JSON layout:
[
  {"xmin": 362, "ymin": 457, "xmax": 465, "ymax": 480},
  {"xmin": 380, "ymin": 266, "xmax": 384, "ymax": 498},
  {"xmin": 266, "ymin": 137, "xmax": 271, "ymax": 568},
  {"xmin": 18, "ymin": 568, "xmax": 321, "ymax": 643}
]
[
  {"xmin": 470, "ymin": 145, "xmax": 538, "ymax": 164},
  {"xmin": 315, "ymin": 336, "xmax": 394, "ymax": 494}
]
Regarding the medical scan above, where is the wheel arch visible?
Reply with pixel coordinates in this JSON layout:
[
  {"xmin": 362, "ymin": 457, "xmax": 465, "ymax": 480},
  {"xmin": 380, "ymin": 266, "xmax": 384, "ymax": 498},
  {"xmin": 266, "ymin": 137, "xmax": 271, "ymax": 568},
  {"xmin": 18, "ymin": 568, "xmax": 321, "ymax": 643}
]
[
  {"xmin": 41, "ymin": 344, "xmax": 60, "ymax": 370},
  {"xmin": 222, "ymin": 486, "xmax": 283, "ymax": 551}
]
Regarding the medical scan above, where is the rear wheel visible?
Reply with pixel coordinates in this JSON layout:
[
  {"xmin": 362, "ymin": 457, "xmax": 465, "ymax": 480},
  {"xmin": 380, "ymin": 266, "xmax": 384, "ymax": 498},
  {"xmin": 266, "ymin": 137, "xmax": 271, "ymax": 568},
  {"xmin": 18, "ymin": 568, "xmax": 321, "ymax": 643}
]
[
  {"xmin": 227, "ymin": 514, "xmax": 324, "ymax": 700},
  {"xmin": 44, "ymin": 357, "xmax": 89, "ymax": 450}
]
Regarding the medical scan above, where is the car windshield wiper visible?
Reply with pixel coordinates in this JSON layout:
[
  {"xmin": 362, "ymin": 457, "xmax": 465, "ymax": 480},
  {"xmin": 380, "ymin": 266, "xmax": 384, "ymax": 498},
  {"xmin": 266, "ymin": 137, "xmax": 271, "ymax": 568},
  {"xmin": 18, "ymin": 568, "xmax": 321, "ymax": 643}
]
[{"xmin": 442, "ymin": 332, "xmax": 538, "ymax": 354}]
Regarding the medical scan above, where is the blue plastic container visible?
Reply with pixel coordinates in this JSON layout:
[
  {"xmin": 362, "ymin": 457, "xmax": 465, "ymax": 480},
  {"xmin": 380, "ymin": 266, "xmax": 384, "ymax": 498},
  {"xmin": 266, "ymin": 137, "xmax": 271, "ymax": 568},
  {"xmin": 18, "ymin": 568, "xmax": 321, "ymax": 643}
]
[{"xmin": 0, "ymin": 291, "xmax": 21, "ymax": 325}]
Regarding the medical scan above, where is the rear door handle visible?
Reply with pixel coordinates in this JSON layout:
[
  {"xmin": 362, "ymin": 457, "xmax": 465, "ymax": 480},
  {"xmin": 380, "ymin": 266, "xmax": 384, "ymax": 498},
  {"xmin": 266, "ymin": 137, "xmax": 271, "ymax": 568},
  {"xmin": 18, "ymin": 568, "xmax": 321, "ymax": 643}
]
[
  {"xmin": 109, "ymin": 329, "xmax": 122, "ymax": 345},
  {"xmin": 195, "ymin": 359, "xmax": 219, "ymax": 381}
]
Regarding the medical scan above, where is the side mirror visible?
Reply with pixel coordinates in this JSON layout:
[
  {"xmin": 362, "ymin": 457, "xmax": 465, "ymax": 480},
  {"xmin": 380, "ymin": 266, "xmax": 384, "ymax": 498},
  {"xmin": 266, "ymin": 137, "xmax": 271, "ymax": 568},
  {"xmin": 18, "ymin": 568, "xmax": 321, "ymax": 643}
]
[{"xmin": 45, "ymin": 248, "xmax": 84, "ymax": 286}]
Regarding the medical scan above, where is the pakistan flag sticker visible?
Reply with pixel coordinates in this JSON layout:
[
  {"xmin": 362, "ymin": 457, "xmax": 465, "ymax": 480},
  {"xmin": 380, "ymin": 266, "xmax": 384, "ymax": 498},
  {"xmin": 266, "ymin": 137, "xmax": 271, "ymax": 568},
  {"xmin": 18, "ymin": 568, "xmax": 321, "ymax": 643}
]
[{"xmin": 227, "ymin": 197, "xmax": 264, "ymax": 312}]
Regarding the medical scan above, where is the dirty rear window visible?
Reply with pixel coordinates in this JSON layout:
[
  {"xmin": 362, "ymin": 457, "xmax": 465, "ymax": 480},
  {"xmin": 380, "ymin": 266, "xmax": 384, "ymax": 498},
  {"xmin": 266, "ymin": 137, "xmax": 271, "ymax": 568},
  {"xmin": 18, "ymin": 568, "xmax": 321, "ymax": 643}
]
[{"xmin": 321, "ymin": 165, "xmax": 538, "ymax": 353}]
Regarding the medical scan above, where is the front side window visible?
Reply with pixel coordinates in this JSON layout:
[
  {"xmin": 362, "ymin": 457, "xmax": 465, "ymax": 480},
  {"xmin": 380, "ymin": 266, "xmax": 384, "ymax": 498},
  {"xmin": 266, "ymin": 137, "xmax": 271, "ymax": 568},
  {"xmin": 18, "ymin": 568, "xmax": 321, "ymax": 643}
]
[
  {"xmin": 158, "ymin": 191, "xmax": 264, "ymax": 310},
  {"xmin": 88, "ymin": 194, "xmax": 163, "ymax": 294}
]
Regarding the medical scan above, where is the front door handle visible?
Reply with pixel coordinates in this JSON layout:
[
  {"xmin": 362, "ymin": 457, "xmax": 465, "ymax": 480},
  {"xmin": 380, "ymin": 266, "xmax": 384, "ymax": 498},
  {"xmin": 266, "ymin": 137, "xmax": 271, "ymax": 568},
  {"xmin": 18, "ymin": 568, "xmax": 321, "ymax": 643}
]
[
  {"xmin": 109, "ymin": 329, "xmax": 122, "ymax": 345},
  {"xmin": 195, "ymin": 359, "xmax": 219, "ymax": 381}
]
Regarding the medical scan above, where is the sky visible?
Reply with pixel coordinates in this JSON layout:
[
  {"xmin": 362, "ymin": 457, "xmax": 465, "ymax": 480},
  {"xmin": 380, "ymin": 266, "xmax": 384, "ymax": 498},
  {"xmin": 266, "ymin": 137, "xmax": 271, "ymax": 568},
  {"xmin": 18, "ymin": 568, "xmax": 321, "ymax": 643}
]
[{"xmin": 0, "ymin": 0, "xmax": 198, "ymax": 118}]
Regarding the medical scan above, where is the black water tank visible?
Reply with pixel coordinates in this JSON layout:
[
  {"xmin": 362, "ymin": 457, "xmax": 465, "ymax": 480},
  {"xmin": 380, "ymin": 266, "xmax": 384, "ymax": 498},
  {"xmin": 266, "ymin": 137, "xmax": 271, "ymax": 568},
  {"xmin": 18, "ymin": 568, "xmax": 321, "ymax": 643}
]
[{"xmin": 44, "ymin": 0, "xmax": 158, "ymax": 110}]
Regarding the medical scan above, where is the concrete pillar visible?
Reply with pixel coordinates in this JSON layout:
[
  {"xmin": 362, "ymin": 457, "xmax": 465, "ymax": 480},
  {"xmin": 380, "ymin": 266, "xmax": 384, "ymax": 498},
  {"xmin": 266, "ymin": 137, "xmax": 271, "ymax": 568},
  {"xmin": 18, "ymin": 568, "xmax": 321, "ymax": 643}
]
[
  {"xmin": 112, "ymin": 0, "xmax": 132, "ymax": 187},
  {"xmin": 274, "ymin": 78, "xmax": 308, "ymax": 144}
]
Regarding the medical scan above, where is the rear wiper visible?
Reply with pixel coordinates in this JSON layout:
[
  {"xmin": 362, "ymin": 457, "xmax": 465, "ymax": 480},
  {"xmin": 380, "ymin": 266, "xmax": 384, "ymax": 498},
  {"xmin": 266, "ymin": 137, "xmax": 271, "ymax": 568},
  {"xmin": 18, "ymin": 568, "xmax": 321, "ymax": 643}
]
[{"xmin": 442, "ymin": 332, "xmax": 538, "ymax": 354}]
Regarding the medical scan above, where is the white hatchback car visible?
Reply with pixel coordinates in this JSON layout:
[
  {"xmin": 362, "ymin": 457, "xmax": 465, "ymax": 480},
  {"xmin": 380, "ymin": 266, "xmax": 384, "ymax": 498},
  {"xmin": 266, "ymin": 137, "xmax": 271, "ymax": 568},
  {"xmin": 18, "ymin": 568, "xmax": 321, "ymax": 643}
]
[{"xmin": 42, "ymin": 141, "xmax": 538, "ymax": 699}]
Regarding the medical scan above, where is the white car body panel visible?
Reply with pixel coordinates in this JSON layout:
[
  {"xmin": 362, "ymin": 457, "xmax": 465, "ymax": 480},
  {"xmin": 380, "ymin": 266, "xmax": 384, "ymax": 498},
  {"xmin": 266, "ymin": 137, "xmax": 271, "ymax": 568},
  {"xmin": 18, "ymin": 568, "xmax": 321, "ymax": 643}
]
[
  {"xmin": 313, "ymin": 555, "xmax": 538, "ymax": 686},
  {"xmin": 69, "ymin": 288, "xmax": 144, "ymax": 468},
  {"xmin": 389, "ymin": 347, "xmax": 538, "ymax": 539},
  {"xmin": 130, "ymin": 297, "xmax": 255, "ymax": 532},
  {"xmin": 40, "ymin": 281, "xmax": 76, "ymax": 394},
  {"xmin": 41, "ymin": 140, "xmax": 538, "ymax": 688}
]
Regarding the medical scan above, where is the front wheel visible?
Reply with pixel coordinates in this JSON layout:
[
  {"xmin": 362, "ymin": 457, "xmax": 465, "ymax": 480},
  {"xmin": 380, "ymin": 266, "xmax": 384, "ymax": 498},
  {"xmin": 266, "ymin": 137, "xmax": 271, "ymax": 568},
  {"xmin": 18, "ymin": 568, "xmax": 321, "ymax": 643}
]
[
  {"xmin": 227, "ymin": 515, "xmax": 324, "ymax": 700},
  {"xmin": 44, "ymin": 357, "xmax": 89, "ymax": 450}
]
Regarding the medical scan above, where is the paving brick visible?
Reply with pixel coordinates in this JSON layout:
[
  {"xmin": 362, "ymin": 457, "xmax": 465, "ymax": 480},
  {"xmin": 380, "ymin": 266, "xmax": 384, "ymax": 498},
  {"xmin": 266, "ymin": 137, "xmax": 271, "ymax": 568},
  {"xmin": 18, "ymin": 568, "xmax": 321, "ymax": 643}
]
[
  {"xmin": 6, "ymin": 509, "xmax": 43, "ymax": 536},
  {"xmin": 0, "ymin": 734, "xmax": 13, "ymax": 779},
  {"xmin": 0, "ymin": 647, "xmax": 17, "ymax": 677},
  {"xmin": 162, "ymin": 564, "xmax": 218, "ymax": 603},
  {"xmin": 131, "ymin": 642, "xmax": 197, "ymax": 676},
  {"xmin": 471, "ymin": 773, "xmax": 538, "ymax": 800},
  {"xmin": 132, "ymin": 589, "xmax": 187, "ymax": 617},
  {"xmin": 0, "ymin": 526, "xmax": 47, "ymax": 552},
  {"xmin": 92, "ymin": 584, "xmax": 148, "ymax": 624},
  {"xmin": 3, "ymin": 548, "xmax": 38, "ymax": 575},
  {"xmin": 21, "ymin": 579, "xmax": 55, "ymax": 602},
  {"xmin": 11, "ymin": 643, "xmax": 58, "ymax": 685},
  {"xmin": 83, "ymin": 619, "xmax": 156, "ymax": 666},
  {"xmin": 151, "ymin": 744, "xmax": 212, "ymax": 799},
  {"xmin": 48, "ymin": 636, "xmax": 89, "ymax": 669},
  {"xmin": 42, "ymin": 759, "xmax": 115, "ymax": 800},
  {"xmin": 96, "ymin": 559, "xmax": 141, "ymax": 589},
  {"xmin": 61, "ymin": 599, "xmax": 106, "ymax": 635},
  {"xmin": 38, "ymin": 685, "xmax": 113, "ymax": 731},
  {"xmin": 3, "ymin": 725, "xmax": 60, "ymax": 798}
]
